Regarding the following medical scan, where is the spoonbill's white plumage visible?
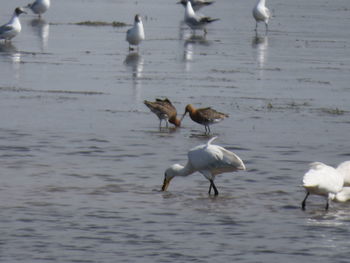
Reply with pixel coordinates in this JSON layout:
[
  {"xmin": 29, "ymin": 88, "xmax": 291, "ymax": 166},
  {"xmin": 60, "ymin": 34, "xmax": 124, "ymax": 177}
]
[
  {"xmin": 333, "ymin": 187, "xmax": 350, "ymax": 203},
  {"xmin": 126, "ymin": 14, "xmax": 145, "ymax": 51},
  {"xmin": 183, "ymin": 0, "xmax": 219, "ymax": 35},
  {"xmin": 252, "ymin": 0, "xmax": 271, "ymax": 32},
  {"xmin": 0, "ymin": 7, "xmax": 26, "ymax": 42},
  {"xmin": 26, "ymin": 0, "xmax": 50, "ymax": 17},
  {"xmin": 302, "ymin": 162, "xmax": 344, "ymax": 210},
  {"xmin": 336, "ymin": 161, "xmax": 350, "ymax": 186},
  {"xmin": 161, "ymin": 137, "xmax": 246, "ymax": 195}
]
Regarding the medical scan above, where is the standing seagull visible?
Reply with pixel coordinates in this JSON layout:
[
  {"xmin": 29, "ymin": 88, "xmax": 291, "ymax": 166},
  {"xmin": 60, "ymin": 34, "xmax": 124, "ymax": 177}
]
[
  {"xmin": 301, "ymin": 162, "xmax": 344, "ymax": 210},
  {"xmin": 162, "ymin": 137, "xmax": 246, "ymax": 195},
  {"xmin": 144, "ymin": 98, "xmax": 181, "ymax": 128},
  {"xmin": 183, "ymin": 0, "xmax": 219, "ymax": 35},
  {"xmin": 126, "ymin": 14, "xmax": 145, "ymax": 51},
  {"xmin": 0, "ymin": 7, "xmax": 27, "ymax": 42},
  {"xmin": 178, "ymin": 0, "xmax": 214, "ymax": 11},
  {"xmin": 26, "ymin": 0, "xmax": 50, "ymax": 18},
  {"xmin": 182, "ymin": 104, "xmax": 228, "ymax": 134},
  {"xmin": 252, "ymin": 0, "xmax": 271, "ymax": 32}
]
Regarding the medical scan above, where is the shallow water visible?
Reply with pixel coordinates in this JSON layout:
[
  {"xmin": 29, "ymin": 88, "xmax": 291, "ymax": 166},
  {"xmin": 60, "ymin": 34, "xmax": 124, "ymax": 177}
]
[{"xmin": 0, "ymin": 0, "xmax": 350, "ymax": 262}]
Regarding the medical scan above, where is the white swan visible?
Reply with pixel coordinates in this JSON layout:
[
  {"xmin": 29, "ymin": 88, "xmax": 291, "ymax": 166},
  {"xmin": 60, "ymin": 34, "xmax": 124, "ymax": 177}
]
[{"xmin": 162, "ymin": 137, "xmax": 246, "ymax": 195}]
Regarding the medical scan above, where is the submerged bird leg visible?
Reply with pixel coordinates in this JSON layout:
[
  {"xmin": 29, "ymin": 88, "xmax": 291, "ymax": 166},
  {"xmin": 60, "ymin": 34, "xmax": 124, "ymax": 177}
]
[
  {"xmin": 208, "ymin": 184, "xmax": 212, "ymax": 194},
  {"xmin": 255, "ymin": 22, "xmax": 258, "ymax": 31},
  {"xmin": 301, "ymin": 192, "xmax": 309, "ymax": 210},
  {"xmin": 325, "ymin": 199, "xmax": 329, "ymax": 211},
  {"xmin": 209, "ymin": 180, "xmax": 218, "ymax": 196},
  {"xmin": 265, "ymin": 22, "xmax": 268, "ymax": 32}
]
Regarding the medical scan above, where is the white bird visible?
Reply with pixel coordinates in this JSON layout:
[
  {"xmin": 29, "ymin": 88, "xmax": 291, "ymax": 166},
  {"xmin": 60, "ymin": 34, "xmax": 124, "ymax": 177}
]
[
  {"xmin": 161, "ymin": 137, "xmax": 246, "ymax": 195},
  {"xmin": 252, "ymin": 0, "xmax": 271, "ymax": 32},
  {"xmin": 126, "ymin": 14, "xmax": 145, "ymax": 51},
  {"xmin": 183, "ymin": 0, "xmax": 219, "ymax": 35},
  {"xmin": 0, "ymin": 7, "xmax": 27, "ymax": 42},
  {"xmin": 336, "ymin": 160, "xmax": 350, "ymax": 186},
  {"xmin": 26, "ymin": 0, "xmax": 50, "ymax": 17},
  {"xmin": 302, "ymin": 162, "xmax": 344, "ymax": 210},
  {"xmin": 333, "ymin": 187, "xmax": 350, "ymax": 203},
  {"xmin": 178, "ymin": 0, "xmax": 214, "ymax": 11}
]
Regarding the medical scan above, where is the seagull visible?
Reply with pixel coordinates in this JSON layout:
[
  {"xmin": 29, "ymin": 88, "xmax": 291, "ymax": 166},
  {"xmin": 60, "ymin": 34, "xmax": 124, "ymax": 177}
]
[
  {"xmin": 144, "ymin": 98, "xmax": 181, "ymax": 128},
  {"xmin": 301, "ymin": 162, "xmax": 344, "ymax": 210},
  {"xmin": 0, "ymin": 7, "xmax": 27, "ymax": 42},
  {"xmin": 182, "ymin": 104, "xmax": 228, "ymax": 134},
  {"xmin": 162, "ymin": 137, "xmax": 246, "ymax": 195},
  {"xmin": 252, "ymin": 0, "xmax": 271, "ymax": 32},
  {"xmin": 126, "ymin": 14, "xmax": 145, "ymax": 51},
  {"xmin": 183, "ymin": 0, "xmax": 219, "ymax": 35},
  {"xmin": 26, "ymin": 0, "xmax": 50, "ymax": 18},
  {"xmin": 178, "ymin": 0, "xmax": 214, "ymax": 11}
]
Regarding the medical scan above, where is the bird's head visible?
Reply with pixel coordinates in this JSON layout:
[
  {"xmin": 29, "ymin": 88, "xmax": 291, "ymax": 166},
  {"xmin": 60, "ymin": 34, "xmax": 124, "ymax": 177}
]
[
  {"xmin": 134, "ymin": 14, "xmax": 142, "ymax": 23},
  {"xmin": 161, "ymin": 164, "xmax": 183, "ymax": 191},
  {"xmin": 15, "ymin": 7, "xmax": 27, "ymax": 16},
  {"xmin": 170, "ymin": 117, "xmax": 181, "ymax": 127},
  {"xmin": 181, "ymin": 104, "xmax": 193, "ymax": 121},
  {"xmin": 177, "ymin": 0, "xmax": 187, "ymax": 7}
]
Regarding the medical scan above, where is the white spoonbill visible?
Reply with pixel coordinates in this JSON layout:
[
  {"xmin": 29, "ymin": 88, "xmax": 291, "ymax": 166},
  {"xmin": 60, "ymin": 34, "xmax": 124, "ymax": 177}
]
[
  {"xmin": 336, "ymin": 160, "xmax": 350, "ymax": 186},
  {"xmin": 302, "ymin": 162, "xmax": 344, "ymax": 210},
  {"xmin": 161, "ymin": 137, "xmax": 246, "ymax": 195},
  {"xmin": 126, "ymin": 14, "xmax": 145, "ymax": 51},
  {"xmin": 252, "ymin": 0, "xmax": 271, "ymax": 32}
]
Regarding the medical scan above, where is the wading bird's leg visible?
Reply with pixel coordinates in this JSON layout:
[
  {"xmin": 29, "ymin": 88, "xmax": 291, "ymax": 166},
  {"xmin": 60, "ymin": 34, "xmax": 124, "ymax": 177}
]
[
  {"xmin": 209, "ymin": 180, "xmax": 218, "ymax": 196},
  {"xmin": 301, "ymin": 192, "xmax": 309, "ymax": 210},
  {"xmin": 325, "ymin": 199, "xmax": 329, "ymax": 211}
]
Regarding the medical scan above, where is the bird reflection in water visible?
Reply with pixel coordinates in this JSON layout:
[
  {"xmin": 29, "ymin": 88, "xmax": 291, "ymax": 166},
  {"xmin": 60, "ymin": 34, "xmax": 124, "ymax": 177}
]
[
  {"xmin": 124, "ymin": 52, "xmax": 144, "ymax": 100},
  {"xmin": 252, "ymin": 32, "xmax": 268, "ymax": 70},
  {"xmin": 0, "ymin": 42, "xmax": 21, "ymax": 80},
  {"xmin": 183, "ymin": 34, "xmax": 209, "ymax": 71},
  {"xmin": 29, "ymin": 18, "xmax": 49, "ymax": 51}
]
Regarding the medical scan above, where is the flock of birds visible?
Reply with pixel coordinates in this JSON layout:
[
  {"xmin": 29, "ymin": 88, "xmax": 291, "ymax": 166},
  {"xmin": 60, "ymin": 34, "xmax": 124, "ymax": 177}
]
[{"xmin": 1, "ymin": 0, "xmax": 348, "ymax": 210}]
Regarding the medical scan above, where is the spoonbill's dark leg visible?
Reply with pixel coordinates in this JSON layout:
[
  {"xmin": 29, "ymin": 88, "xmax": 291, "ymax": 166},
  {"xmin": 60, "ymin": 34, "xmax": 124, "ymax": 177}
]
[
  {"xmin": 209, "ymin": 180, "xmax": 218, "ymax": 196},
  {"xmin": 301, "ymin": 192, "xmax": 309, "ymax": 210},
  {"xmin": 325, "ymin": 199, "xmax": 329, "ymax": 211}
]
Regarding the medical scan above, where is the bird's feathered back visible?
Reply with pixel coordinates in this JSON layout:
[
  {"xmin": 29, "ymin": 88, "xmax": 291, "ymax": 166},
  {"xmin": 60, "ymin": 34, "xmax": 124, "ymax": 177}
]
[{"xmin": 303, "ymin": 162, "xmax": 343, "ymax": 194}]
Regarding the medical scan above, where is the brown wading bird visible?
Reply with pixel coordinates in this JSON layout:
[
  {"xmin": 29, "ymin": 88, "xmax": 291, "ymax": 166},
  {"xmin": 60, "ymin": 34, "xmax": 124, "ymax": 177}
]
[
  {"xmin": 144, "ymin": 98, "xmax": 181, "ymax": 128},
  {"xmin": 181, "ymin": 104, "xmax": 228, "ymax": 134}
]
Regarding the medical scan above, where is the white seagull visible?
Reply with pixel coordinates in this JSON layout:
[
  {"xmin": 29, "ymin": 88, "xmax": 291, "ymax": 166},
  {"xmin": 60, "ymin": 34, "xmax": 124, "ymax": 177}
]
[
  {"xmin": 178, "ymin": 0, "xmax": 214, "ymax": 11},
  {"xmin": 302, "ymin": 162, "xmax": 344, "ymax": 210},
  {"xmin": 26, "ymin": 0, "xmax": 50, "ymax": 17},
  {"xmin": 126, "ymin": 14, "xmax": 145, "ymax": 51},
  {"xmin": 183, "ymin": 0, "xmax": 219, "ymax": 35},
  {"xmin": 252, "ymin": 0, "xmax": 271, "ymax": 32},
  {"xmin": 161, "ymin": 137, "xmax": 246, "ymax": 195},
  {"xmin": 0, "ymin": 7, "xmax": 27, "ymax": 42}
]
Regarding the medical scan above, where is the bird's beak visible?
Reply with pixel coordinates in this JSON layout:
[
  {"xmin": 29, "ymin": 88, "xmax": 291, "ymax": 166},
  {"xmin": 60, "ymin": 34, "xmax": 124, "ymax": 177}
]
[
  {"xmin": 161, "ymin": 177, "xmax": 170, "ymax": 191},
  {"xmin": 180, "ymin": 111, "xmax": 188, "ymax": 122}
]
